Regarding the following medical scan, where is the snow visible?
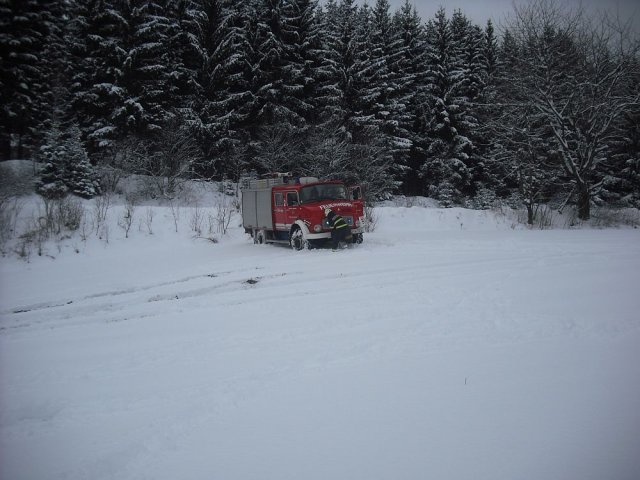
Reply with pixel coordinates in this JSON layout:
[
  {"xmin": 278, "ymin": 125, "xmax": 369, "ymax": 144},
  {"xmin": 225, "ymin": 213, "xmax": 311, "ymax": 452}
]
[{"xmin": 1, "ymin": 191, "xmax": 640, "ymax": 480}]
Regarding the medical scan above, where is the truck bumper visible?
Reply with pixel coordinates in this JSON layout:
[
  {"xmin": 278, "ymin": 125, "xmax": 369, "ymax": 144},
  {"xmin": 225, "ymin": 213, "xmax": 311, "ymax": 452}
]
[{"xmin": 305, "ymin": 227, "xmax": 364, "ymax": 240}]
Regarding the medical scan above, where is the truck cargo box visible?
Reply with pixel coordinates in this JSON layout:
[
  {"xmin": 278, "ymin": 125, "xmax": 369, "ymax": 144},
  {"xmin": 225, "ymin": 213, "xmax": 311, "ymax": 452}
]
[{"xmin": 241, "ymin": 188, "xmax": 273, "ymax": 230}]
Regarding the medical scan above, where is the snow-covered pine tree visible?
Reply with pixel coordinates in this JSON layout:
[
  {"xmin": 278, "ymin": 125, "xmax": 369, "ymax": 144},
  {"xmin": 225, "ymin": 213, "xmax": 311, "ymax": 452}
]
[
  {"xmin": 37, "ymin": 116, "xmax": 69, "ymax": 199},
  {"xmin": 392, "ymin": 0, "xmax": 428, "ymax": 194},
  {"xmin": 115, "ymin": 0, "xmax": 174, "ymax": 136},
  {"xmin": 323, "ymin": 0, "xmax": 362, "ymax": 138},
  {"xmin": 63, "ymin": 125, "xmax": 102, "ymax": 198},
  {"xmin": 420, "ymin": 7, "xmax": 471, "ymax": 205},
  {"xmin": 368, "ymin": 0, "xmax": 410, "ymax": 187},
  {"xmin": 195, "ymin": 0, "xmax": 255, "ymax": 178},
  {"xmin": 347, "ymin": 2, "xmax": 382, "ymax": 143},
  {"xmin": 72, "ymin": 0, "xmax": 175, "ymax": 158},
  {"xmin": 194, "ymin": 0, "xmax": 232, "ymax": 165},
  {"xmin": 70, "ymin": 0, "xmax": 128, "ymax": 155},
  {"xmin": 281, "ymin": 0, "xmax": 393, "ymax": 194},
  {"xmin": 0, "ymin": 0, "xmax": 56, "ymax": 159},
  {"xmin": 164, "ymin": 0, "xmax": 205, "ymax": 122},
  {"xmin": 460, "ymin": 21, "xmax": 494, "ymax": 204},
  {"xmin": 280, "ymin": 0, "xmax": 323, "ymax": 126},
  {"xmin": 249, "ymin": 0, "xmax": 319, "ymax": 133},
  {"xmin": 448, "ymin": 9, "xmax": 483, "ymax": 201},
  {"xmin": 251, "ymin": 0, "xmax": 292, "ymax": 126},
  {"xmin": 37, "ymin": 119, "xmax": 101, "ymax": 199},
  {"xmin": 248, "ymin": 0, "xmax": 325, "ymax": 175},
  {"xmin": 314, "ymin": 0, "xmax": 344, "ymax": 126},
  {"xmin": 473, "ymin": 19, "xmax": 508, "ymax": 200},
  {"xmin": 483, "ymin": 20, "xmax": 498, "ymax": 83},
  {"xmin": 22, "ymin": 0, "xmax": 70, "ymax": 160},
  {"xmin": 362, "ymin": 0, "xmax": 390, "ymax": 130},
  {"xmin": 36, "ymin": 0, "xmax": 98, "ymax": 199}
]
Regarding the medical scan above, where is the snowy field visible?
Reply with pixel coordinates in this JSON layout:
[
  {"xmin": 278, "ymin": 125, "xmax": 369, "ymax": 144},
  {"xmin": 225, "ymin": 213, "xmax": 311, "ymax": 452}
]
[{"xmin": 1, "ymin": 187, "xmax": 640, "ymax": 480}]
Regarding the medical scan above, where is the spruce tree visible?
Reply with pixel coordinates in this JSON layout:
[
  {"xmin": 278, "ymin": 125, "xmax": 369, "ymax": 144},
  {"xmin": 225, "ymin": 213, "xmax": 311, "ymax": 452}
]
[
  {"xmin": 116, "ymin": 0, "xmax": 174, "ymax": 136},
  {"xmin": 252, "ymin": 0, "xmax": 289, "ymax": 126},
  {"xmin": 474, "ymin": 20, "xmax": 509, "ymax": 200},
  {"xmin": 315, "ymin": 0, "xmax": 344, "ymax": 126},
  {"xmin": 63, "ymin": 125, "xmax": 102, "ymax": 198},
  {"xmin": 37, "ymin": 120, "xmax": 101, "ymax": 199},
  {"xmin": 281, "ymin": 0, "xmax": 323, "ymax": 125},
  {"xmin": 421, "ymin": 8, "xmax": 471, "ymax": 205},
  {"xmin": 37, "ymin": 116, "xmax": 69, "ymax": 198},
  {"xmin": 348, "ymin": 2, "xmax": 380, "ymax": 141},
  {"xmin": 195, "ymin": 0, "xmax": 255, "ymax": 177},
  {"xmin": 0, "ymin": 0, "xmax": 57, "ymax": 159},
  {"xmin": 325, "ymin": 0, "xmax": 381, "ymax": 143},
  {"xmin": 393, "ymin": 0, "xmax": 428, "ymax": 194},
  {"xmin": 369, "ymin": 0, "xmax": 408, "ymax": 151},
  {"xmin": 70, "ymin": 0, "xmax": 127, "ymax": 154},
  {"xmin": 164, "ymin": 0, "xmax": 204, "ymax": 121}
]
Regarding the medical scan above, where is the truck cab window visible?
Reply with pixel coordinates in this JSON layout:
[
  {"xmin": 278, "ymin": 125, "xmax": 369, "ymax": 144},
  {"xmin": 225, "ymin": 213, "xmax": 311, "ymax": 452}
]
[
  {"xmin": 286, "ymin": 192, "xmax": 299, "ymax": 206},
  {"xmin": 274, "ymin": 192, "xmax": 283, "ymax": 206},
  {"xmin": 300, "ymin": 186, "xmax": 319, "ymax": 204}
]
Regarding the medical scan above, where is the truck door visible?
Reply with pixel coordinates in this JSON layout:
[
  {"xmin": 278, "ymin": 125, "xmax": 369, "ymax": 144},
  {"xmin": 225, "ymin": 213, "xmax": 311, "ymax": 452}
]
[
  {"xmin": 272, "ymin": 191, "xmax": 286, "ymax": 231},
  {"xmin": 285, "ymin": 190, "xmax": 300, "ymax": 229}
]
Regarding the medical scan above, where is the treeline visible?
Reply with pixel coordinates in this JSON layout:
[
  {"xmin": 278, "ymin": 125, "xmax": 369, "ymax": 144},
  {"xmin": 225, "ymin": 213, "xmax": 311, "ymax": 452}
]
[{"xmin": 1, "ymin": 0, "xmax": 638, "ymax": 218}]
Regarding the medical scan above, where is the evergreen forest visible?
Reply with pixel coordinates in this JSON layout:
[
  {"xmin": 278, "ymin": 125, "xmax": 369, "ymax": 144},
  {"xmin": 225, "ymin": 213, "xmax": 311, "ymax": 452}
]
[{"xmin": 1, "ymin": 0, "xmax": 639, "ymax": 219}]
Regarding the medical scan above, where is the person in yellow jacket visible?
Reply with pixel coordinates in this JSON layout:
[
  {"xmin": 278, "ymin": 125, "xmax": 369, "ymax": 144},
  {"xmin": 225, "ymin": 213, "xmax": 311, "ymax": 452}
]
[{"xmin": 324, "ymin": 208, "xmax": 353, "ymax": 250}]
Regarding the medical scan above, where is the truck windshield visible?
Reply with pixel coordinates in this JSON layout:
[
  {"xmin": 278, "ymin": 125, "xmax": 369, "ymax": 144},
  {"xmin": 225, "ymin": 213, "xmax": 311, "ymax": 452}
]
[{"xmin": 299, "ymin": 184, "xmax": 348, "ymax": 204}]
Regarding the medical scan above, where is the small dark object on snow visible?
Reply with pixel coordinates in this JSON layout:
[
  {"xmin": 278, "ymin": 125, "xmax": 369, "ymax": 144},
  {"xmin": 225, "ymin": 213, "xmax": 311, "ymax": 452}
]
[{"xmin": 245, "ymin": 278, "xmax": 259, "ymax": 285}]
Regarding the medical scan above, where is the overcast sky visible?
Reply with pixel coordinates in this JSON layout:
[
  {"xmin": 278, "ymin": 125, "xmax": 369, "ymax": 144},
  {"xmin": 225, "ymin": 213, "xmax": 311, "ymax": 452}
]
[{"xmin": 375, "ymin": 0, "xmax": 640, "ymax": 32}]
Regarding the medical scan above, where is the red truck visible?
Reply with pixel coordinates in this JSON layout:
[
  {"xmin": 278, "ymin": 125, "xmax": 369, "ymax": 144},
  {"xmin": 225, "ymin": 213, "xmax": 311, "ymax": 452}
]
[{"xmin": 241, "ymin": 174, "xmax": 365, "ymax": 250}]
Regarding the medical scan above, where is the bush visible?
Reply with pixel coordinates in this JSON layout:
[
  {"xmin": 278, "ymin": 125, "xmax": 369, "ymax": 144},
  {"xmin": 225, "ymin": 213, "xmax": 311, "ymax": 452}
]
[{"xmin": 0, "ymin": 195, "xmax": 23, "ymax": 252}]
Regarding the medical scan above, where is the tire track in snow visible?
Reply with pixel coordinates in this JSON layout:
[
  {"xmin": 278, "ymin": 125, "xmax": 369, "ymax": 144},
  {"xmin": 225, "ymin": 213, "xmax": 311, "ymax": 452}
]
[
  {"xmin": 0, "ymin": 244, "xmax": 616, "ymax": 338},
  {"xmin": 0, "ymin": 269, "xmax": 283, "ymax": 333}
]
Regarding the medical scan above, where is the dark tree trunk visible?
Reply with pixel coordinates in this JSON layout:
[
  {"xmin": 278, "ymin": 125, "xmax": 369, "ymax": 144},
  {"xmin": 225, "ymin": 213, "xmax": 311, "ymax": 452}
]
[
  {"xmin": 577, "ymin": 183, "xmax": 590, "ymax": 220},
  {"xmin": 0, "ymin": 136, "xmax": 10, "ymax": 160},
  {"xmin": 527, "ymin": 203, "xmax": 534, "ymax": 225}
]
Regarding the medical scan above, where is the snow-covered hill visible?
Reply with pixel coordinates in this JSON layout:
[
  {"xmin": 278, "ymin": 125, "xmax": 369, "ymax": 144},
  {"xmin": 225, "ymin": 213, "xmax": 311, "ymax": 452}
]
[{"xmin": 1, "ymin": 193, "xmax": 640, "ymax": 480}]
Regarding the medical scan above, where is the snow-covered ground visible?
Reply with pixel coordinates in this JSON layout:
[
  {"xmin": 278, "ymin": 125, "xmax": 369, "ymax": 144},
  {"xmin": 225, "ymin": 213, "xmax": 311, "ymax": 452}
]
[{"xmin": 1, "ymin": 189, "xmax": 640, "ymax": 480}]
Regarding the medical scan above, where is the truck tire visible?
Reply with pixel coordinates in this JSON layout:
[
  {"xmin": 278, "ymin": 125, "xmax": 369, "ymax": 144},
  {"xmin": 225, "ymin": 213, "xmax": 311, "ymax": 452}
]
[
  {"xmin": 290, "ymin": 227, "xmax": 307, "ymax": 251},
  {"xmin": 256, "ymin": 230, "xmax": 266, "ymax": 245}
]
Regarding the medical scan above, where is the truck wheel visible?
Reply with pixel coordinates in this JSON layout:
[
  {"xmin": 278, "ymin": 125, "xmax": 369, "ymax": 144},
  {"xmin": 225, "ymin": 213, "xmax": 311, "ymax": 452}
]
[
  {"xmin": 256, "ymin": 230, "xmax": 266, "ymax": 245},
  {"xmin": 290, "ymin": 227, "xmax": 307, "ymax": 250},
  {"xmin": 353, "ymin": 233, "xmax": 363, "ymax": 244}
]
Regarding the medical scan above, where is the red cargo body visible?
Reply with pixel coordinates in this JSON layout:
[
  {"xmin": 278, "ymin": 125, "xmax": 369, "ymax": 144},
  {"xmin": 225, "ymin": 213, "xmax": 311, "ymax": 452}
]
[{"xmin": 241, "ymin": 176, "xmax": 365, "ymax": 250}]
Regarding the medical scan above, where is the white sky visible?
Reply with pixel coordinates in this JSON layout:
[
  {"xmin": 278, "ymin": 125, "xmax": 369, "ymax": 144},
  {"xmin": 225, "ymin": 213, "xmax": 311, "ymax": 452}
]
[{"xmin": 363, "ymin": 0, "xmax": 640, "ymax": 32}]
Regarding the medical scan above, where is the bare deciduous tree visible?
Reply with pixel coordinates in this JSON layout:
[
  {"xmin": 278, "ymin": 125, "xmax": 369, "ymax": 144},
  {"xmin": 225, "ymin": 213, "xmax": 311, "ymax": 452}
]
[
  {"xmin": 96, "ymin": 136, "xmax": 149, "ymax": 194},
  {"xmin": 141, "ymin": 121, "xmax": 203, "ymax": 199},
  {"xmin": 502, "ymin": 0, "xmax": 640, "ymax": 219},
  {"xmin": 252, "ymin": 123, "xmax": 303, "ymax": 174}
]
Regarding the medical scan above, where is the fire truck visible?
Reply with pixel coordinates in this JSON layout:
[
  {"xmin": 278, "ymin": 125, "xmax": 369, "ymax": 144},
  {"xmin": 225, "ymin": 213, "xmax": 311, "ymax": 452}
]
[{"xmin": 241, "ymin": 174, "xmax": 365, "ymax": 250}]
